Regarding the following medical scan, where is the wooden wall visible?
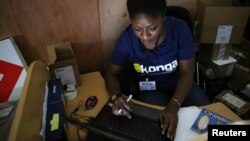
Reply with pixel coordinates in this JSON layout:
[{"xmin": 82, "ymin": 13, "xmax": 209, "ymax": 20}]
[
  {"xmin": 0, "ymin": 0, "xmax": 103, "ymax": 73},
  {"xmin": 0, "ymin": 0, "xmax": 197, "ymax": 74}
]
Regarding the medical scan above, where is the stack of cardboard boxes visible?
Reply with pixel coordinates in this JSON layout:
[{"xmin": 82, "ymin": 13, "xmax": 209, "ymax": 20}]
[
  {"xmin": 195, "ymin": 0, "xmax": 250, "ymax": 118},
  {"xmin": 195, "ymin": 0, "xmax": 250, "ymax": 79}
]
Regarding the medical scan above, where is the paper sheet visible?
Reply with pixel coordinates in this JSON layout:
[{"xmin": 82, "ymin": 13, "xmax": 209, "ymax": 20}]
[
  {"xmin": 175, "ymin": 106, "xmax": 202, "ymax": 141},
  {"xmin": 40, "ymin": 82, "xmax": 48, "ymax": 141}
]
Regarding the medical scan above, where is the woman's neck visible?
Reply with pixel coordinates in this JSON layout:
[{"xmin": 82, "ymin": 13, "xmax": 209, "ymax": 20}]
[{"xmin": 156, "ymin": 27, "xmax": 166, "ymax": 47}]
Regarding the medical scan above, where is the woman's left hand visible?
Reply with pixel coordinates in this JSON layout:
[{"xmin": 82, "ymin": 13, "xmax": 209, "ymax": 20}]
[{"xmin": 159, "ymin": 104, "xmax": 179, "ymax": 140}]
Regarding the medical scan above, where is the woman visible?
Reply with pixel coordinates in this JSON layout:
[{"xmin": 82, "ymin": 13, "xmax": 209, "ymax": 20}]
[{"xmin": 104, "ymin": 0, "xmax": 210, "ymax": 140}]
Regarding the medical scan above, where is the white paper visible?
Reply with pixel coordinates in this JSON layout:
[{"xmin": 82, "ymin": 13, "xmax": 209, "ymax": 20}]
[
  {"xmin": 222, "ymin": 93, "xmax": 246, "ymax": 109},
  {"xmin": 175, "ymin": 106, "xmax": 202, "ymax": 141},
  {"xmin": 40, "ymin": 82, "xmax": 49, "ymax": 141},
  {"xmin": 215, "ymin": 25, "xmax": 233, "ymax": 44},
  {"xmin": 54, "ymin": 66, "xmax": 76, "ymax": 85},
  {"xmin": 213, "ymin": 56, "xmax": 236, "ymax": 66}
]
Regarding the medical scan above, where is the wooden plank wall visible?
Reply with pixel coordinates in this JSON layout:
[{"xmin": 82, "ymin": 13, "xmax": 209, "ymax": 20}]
[
  {"xmin": 98, "ymin": 0, "xmax": 130, "ymax": 69},
  {"xmin": 0, "ymin": 0, "xmax": 102, "ymax": 73},
  {"xmin": 0, "ymin": 0, "xmax": 197, "ymax": 74}
]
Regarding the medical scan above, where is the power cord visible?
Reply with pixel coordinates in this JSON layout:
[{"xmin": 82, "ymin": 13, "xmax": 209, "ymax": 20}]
[
  {"xmin": 69, "ymin": 100, "xmax": 93, "ymax": 120},
  {"xmin": 76, "ymin": 127, "xmax": 84, "ymax": 141},
  {"xmin": 69, "ymin": 100, "xmax": 94, "ymax": 141}
]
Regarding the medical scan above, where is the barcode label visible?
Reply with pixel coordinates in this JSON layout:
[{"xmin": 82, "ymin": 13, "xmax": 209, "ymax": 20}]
[
  {"xmin": 222, "ymin": 93, "xmax": 246, "ymax": 108},
  {"xmin": 215, "ymin": 26, "xmax": 233, "ymax": 44}
]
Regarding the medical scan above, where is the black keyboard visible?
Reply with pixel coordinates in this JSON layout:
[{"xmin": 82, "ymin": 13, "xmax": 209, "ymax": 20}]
[{"xmin": 91, "ymin": 104, "xmax": 168, "ymax": 141}]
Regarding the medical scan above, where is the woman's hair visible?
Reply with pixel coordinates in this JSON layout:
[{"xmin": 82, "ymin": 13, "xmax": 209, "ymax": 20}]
[{"xmin": 127, "ymin": 0, "xmax": 167, "ymax": 20}]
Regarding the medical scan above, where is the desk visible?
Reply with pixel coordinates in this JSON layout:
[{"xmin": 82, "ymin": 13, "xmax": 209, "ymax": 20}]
[
  {"xmin": 7, "ymin": 61, "xmax": 241, "ymax": 141},
  {"xmin": 66, "ymin": 72, "xmax": 110, "ymax": 140},
  {"xmin": 66, "ymin": 71, "xmax": 242, "ymax": 141}
]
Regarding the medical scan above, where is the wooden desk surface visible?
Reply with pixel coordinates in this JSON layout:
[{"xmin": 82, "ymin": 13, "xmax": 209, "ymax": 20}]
[
  {"xmin": 66, "ymin": 71, "xmax": 241, "ymax": 141},
  {"xmin": 66, "ymin": 71, "xmax": 110, "ymax": 141}
]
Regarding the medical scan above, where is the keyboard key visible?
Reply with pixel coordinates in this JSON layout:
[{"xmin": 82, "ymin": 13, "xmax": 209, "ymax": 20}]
[{"xmin": 92, "ymin": 104, "xmax": 168, "ymax": 141}]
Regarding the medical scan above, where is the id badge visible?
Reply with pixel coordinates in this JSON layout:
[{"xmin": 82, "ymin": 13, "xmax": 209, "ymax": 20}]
[{"xmin": 139, "ymin": 80, "xmax": 156, "ymax": 91}]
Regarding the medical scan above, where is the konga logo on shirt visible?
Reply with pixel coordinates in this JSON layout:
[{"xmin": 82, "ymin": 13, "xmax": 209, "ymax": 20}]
[{"xmin": 133, "ymin": 60, "xmax": 178, "ymax": 74}]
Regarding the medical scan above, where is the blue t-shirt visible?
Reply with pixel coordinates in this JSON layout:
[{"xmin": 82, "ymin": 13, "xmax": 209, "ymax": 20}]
[{"xmin": 111, "ymin": 16, "xmax": 194, "ymax": 92}]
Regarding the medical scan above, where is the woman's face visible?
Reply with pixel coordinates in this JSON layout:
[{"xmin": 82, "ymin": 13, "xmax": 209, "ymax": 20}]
[{"xmin": 131, "ymin": 14, "xmax": 164, "ymax": 50}]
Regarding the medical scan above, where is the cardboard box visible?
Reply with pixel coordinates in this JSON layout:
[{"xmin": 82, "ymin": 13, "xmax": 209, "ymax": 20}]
[
  {"xmin": 198, "ymin": 56, "xmax": 236, "ymax": 79},
  {"xmin": 199, "ymin": 44, "xmax": 231, "ymax": 61},
  {"xmin": 196, "ymin": 0, "xmax": 250, "ymax": 44},
  {"xmin": 47, "ymin": 42, "xmax": 81, "ymax": 86},
  {"xmin": 215, "ymin": 90, "xmax": 250, "ymax": 119}
]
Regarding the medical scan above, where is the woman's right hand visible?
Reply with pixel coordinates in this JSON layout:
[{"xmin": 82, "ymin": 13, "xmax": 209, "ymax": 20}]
[
  {"xmin": 112, "ymin": 94, "xmax": 132, "ymax": 119},
  {"xmin": 159, "ymin": 103, "xmax": 179, "ymax": 140}
]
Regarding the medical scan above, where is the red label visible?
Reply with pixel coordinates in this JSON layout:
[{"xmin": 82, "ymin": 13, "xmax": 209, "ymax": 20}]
[{"xmin": 0, "ymin": 60, "xmax": 23, "ymax": 102}]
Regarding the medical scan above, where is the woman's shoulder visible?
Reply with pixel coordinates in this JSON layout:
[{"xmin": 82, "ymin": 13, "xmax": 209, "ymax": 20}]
[
  {"xmin": 117, "ymin": 25, "xmax": 137, "ymax": 42},
  {"xmin": 115, "ymin": 24, "xmax": 137, "ymax": 48},
  {"xmin": 121, "ymin": 24, "xmax": 134, "ymax": 36}
]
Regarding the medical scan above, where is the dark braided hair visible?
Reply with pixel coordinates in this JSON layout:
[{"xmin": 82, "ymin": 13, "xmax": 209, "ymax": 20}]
[{"xmin": 127, "ymin": 0, "xmax": 167, "ymax": 20}]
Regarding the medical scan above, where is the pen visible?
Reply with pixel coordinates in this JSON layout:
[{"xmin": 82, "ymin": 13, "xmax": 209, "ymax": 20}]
[
  {"xmin": 118, "ymin": 94, "xmax": 133, "ymax": 114},
  {"xmin": 126, "ymin": 94, "xmax": 133, "ymax": 102}
]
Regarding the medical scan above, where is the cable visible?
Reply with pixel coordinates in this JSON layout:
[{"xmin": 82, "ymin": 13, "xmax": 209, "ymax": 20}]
[
  {"xmin": 77, "ymin": 127, "xmax": 84, "ymax": 141},
  {"xmin": 70, "ymin": 100, "xmax": 88, "ymax": 119},
  {"xmin": 69, "ymin": 100, "xmax": 95, "ymax": 140}
]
